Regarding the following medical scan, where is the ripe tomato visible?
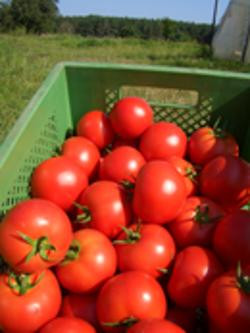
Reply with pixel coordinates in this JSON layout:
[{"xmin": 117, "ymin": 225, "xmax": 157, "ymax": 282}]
[
  {"xmin": 0, "ymin": 199, "xmax": 72, "ymax": 273},
  {"xmin": 97, "ymin": 271, "xmax": 167, "ymax": 333},
  {"xmin": 167, "ymin": 246, "xmax": 223, "ymax": 308},
  {"xmin": 167, "ymin": 307, "xmax": 196, "ymax": 333},
  {"xmin": 60, "ymin": 293, "xmax": 99, "ymax": 329},
  {"xmin": 168, "ymin": 196, "xmax": 225, "ymax": 248},
  {"xmin": 200, "ymin": 155, "xmax": 249, "ymax": 211},
  {"xmin": 76, "ymin": 181, "xmax": 131, "ymax": 238},
  {"xmin": 62, "ymin": 137, "xmax": 100, "ymax": 178},
  {"xmin": 167, "ymin": 156, "xmax": 198, "ymax": 196},
  {"xmin": 100, "ymin": 146, "xmax": 145, "ymax": 184},
  {"xmin": 114, "ymin": 223, "xmax": 176, "ymax": 277},
  {"xmin": 31, "ymin": 156, "xmax": 88, "ymax": 211},
  {"xmin": 110, "ymin": 97, "xmax": 153, "ymax": 139},
  {"xmin": 127, "ymin": 319, "xmax": 185, "ymax": 333},
  {"xmin": 39, "ymin": 317, "xmax": 96, "ymax": 333},
  {"xmin": 0, "ymin": 269, "xmax": 61, "ymax": 332},
  {"xmin": 133, "ymin": 161, "xmax": 186, "ymax": 224},
  {"xmin": 77, "ymin": 110, "xmax": 115, "ymax": 149},
  {"xmin": 213, "ymin": 209, "xmax": 250, "ymax": 267},
  {"xmin": 139, "ymin": 122, "xmax": 187, "ymax": 161},
  {"xmin": 207, "ymin": 265, "xmax": 250, "ymax": 333},
  {"xmin": 56, "ymin": 229, "xmax": 117, "ymax": 293},
  {"xmin": 188, "ymin": 126, "xmax": 239, "ymax": 165}
]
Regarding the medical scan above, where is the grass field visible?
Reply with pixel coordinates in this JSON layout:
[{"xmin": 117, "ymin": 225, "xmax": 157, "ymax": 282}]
[{"xmin": 1, "ymin": 33, "xmax": 250, "ymax": 143}]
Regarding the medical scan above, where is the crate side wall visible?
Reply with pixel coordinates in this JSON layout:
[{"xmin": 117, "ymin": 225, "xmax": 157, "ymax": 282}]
[{"xmin": 0, "ymin": 68, "xmax": 72, "ymax": 214}]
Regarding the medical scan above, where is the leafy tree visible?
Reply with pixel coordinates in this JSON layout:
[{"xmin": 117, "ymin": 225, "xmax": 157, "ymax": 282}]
[
  {"xmin": 10, "ymin": 0, "xmax": 58, "ymax": 33},
  {"xmin": 0, "ymin": 1, "xmax": 14, "ymax": 31}
]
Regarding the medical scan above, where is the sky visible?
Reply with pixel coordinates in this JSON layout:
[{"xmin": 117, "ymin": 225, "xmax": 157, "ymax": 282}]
[{"xmin": 58, "ymin": 0, "xmax": 230, "ymax": 24}]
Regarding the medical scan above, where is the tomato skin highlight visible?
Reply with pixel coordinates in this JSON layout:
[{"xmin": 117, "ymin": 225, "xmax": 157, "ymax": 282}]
[
  {"xmin": 115, "ymin": 223, "xmax": 176, "ymax": 277},
  {"xmin": 77, "ymin": 110, "xmax": 115, "ymax": 149},
  {"xmin": 200, "ymin": 155, "xmax": 249, "ymax": 211},
  {"xmin": 213, "ymin": 210, "xmax": 250, "ymax": 267},
  {"xmin": 207, "ymin": 266, "xmax": 250, "ymax": 333},
  {"xmin": 0, "ymin": 270, "xmax": 61, "ymax": 332},
  {"xmin": 60, "ymin": 293, "xmax": 99, "ymax": 329},
  {"xmin": 39, "ymin": 317, "xmax": 96, "ymax": 333},
  {"xmin": 139, "ymin": 122, "xmax": 187, "ymax": 161},
  {"xmin": 188, "ymin": 126, "xmax": 239, "ymax": 165},
  {"xmin": 127, "ymin": 319, "xmax": 185, "ymax": 333},
  {"xmin": 168, "ymin": 196, "xmax": 225, "ymax": 248},
  {"xmin": 56, "ymin": 229, "xmax": 117, "ymax": 294},
  {"xmin": 110, "ymin": 97, "xmax": 153, "ymax": 139},
  {"xmin": 77, "ymin": 181, "xmax": 131, "ymax": 239},
  {"xmin": 0, "ymin": 199, "xmax": 73, "ymax": 273},
  {"xmin": 133, "ymin": 161, "xmax": 187, "ymax": 224},
  {"xmin": 100, "ymin": 146, "xmax": 145, "ymax": 183},
  {"xmin": 167, "ymin": 246, "xmax": 223, "ymax": 308},
  {"xmin": 62, "ymin": 136, "xmax": 100, "ymax": 178},
  {"xmin": 31, "ymin": 156, "xmax": 88, "ymax": 211},
  {"xmin": 97, "ymin": 271, "xmax": 167, "ymax": 333}
]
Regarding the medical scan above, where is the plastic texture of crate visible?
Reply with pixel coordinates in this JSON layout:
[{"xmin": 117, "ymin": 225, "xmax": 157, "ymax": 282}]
[{"xmin": 0, "ymin": 62, "xmax": 250, "ymax": 215}]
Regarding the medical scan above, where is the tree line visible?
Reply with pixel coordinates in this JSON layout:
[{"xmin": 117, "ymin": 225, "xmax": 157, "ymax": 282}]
[{"xmin": 0, "ymin": 0, "xmax": 212, "ymax": 43}]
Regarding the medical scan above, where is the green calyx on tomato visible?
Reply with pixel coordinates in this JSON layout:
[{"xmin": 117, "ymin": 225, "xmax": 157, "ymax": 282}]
[
  {"xmin": 194, "ymin": 205, "xmax": 211, "ymax": 225},
  {"xmin": 74, "ymin": 202, "xmax": 92, "ymax": 223},
  {"xmin": 236, "ymin": 262, "xmax": 250, "ymax": 294},
  {"xmin": 113, "ymin": 224, "xmax": 141, "ymax": 245},
  {"xmin": 185, "ymin": 167, "xmax": 198, "ymax": 183},
  {"xmin": 18, "ymin": 232, "xmax": 56, "ymax": 263},
  {"xmin": 61, "ymin": 239, "xmax": 81, "ymax": 265},
  {"xmin": 7, "ymin": 271, "xmax": 44, "ymax": 295},
  {"xmin": 103, "ymin": 316, "xmax": 138, "ymax": 328},
  {"xmin": 210, "ymin": 117, "xmax": 227, "ymax": 139},
  {"xmin": 241, "ymin": 201, "xmax": 250, "ymax": 212},
  {"xmin": 120, "ymin": 179, "xmax": 135, "ymax": 191},
  {"xmin": 194, "ymin": 205, "xmax": 222, "ymax": 225}
]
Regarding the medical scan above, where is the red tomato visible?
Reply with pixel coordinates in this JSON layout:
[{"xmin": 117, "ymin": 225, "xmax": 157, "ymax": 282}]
[
  {"xmin": 61, "ymin": 293, "xmax": 99, "ymax": 329},
  {"xmin": 213, "ymin": 210, "xmax": 250, "ymax": 267},
  {"xmin": 76, "ymin": 181, "xmax": 131, "ymax": 238},
  {"xmin": 167, "ymin": 246, "xmax": 223, "ymax": 308},
  {"xmin": 31, "ymin": 156, "xmax": 88, "ymax": 211},
  {"xmin": 56, "ymin": 229, "xmax": 117, "ymax": 293},
  {"xmin": 139, "ymin": 122, "xmax": 187, "ymax": 161},
  {"xmin": 62, "ymin": 137, "xmax": 100, "ymax": 178},
  {"xmin": 133, "ymin": 161, "xmax": 187, "ymax": 224},
  {"xmin": 127, "ymin": 319, "xmax": 185, "ymax": 333},
  {"xmin": 0, "ymin": 199, "xmax": 72, "ymax": 273},
  {"xmin": 97, "ymin": 271, "xmax": 167, "ymax": 333},
  {"xmin": 207, "ymin": 265, "xmax": 250, "ymax": 333},
  {"xmin": 39, "ymin": 317, "xmax": 96, "ymax": 333},
  {"xmin": 188, "ymin": 126, "xmax": 239, "ymax": 165},
  {"xmin": 167, "ymin": 307, "xmax": 196, "ymax": 333},
  {"xmin": 0, "ymin": 269, "xmax": 61, "ymax": 332},
  {"xmin": 100, "ymin": 146, "xmax": 145, "ymax": 183},
  {"xmin": 115, "ymin": 223, "xmax": 176, "ymax": 277},
  {"xmin": 110, "ymin": 97, "xmax": 153, "ymax": 139},
  {"xmin": 77, "ymin": 110, "xmax": 115, "ymax": 149},
  {"xmin": 168, "ymin": 196, "xmax": 225, "ymax": 248},
  {"xmin": 167, "ymin": 156, "xmax": 198, "ymax": 196},
  {"xmin": 200, "ymin": 155, "xmax": 249, "ymax": 211}
]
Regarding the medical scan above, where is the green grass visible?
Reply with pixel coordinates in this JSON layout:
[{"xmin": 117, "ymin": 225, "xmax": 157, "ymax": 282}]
[{"xmin": 1, "ymin": 33, "xmax": 250, "ymax": 143}]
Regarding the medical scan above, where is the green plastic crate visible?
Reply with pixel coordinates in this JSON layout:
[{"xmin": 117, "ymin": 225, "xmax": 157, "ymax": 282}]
[{"xmin": 0, "ymin": 62, "xmax": 250, "ymax": 215}]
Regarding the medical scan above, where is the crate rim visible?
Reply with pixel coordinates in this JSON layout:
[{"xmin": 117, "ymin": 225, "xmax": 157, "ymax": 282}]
[{"xmin": 1, "ymin": 61, "xmax": 250, "ymax": 168}]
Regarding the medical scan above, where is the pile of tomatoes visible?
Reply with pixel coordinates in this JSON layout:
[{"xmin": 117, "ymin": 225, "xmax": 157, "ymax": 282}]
[{"xmin": 0, "ymin": 96, "xmax": 249, "ymax": 333}]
